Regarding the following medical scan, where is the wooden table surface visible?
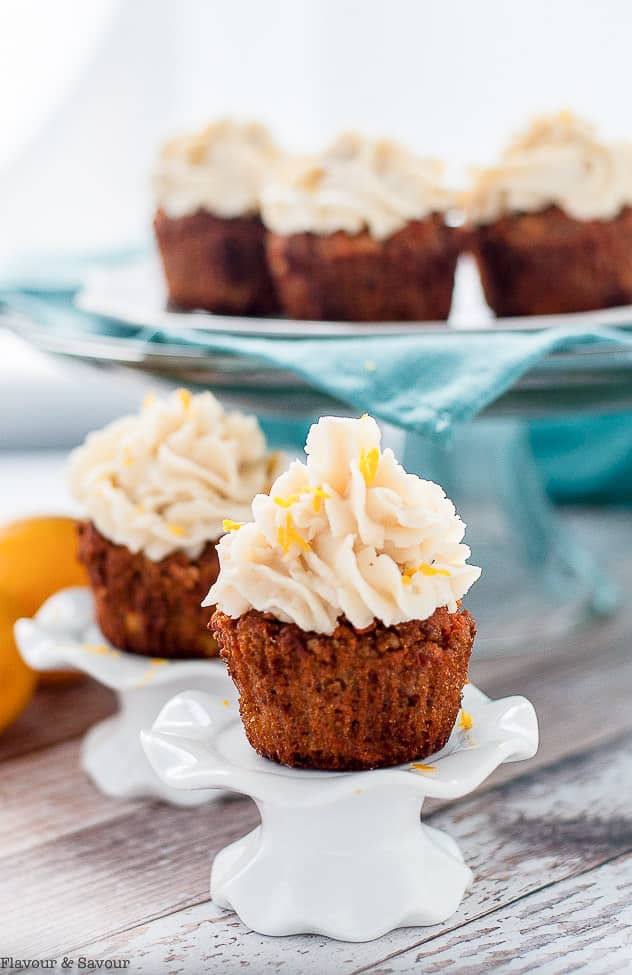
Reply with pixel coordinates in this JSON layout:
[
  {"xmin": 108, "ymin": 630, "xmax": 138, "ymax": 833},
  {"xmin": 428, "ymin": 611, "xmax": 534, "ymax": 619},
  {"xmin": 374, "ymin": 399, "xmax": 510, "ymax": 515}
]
[{"xmin": 2, "ymin": 510, "xmax": 632, "ymax": 974}]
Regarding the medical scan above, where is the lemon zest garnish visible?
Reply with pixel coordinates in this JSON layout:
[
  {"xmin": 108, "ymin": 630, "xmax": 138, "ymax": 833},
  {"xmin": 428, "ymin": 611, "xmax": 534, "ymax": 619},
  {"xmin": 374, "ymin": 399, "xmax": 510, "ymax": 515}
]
[
  {"xmin": 82, "ymin": 643, "xmax": 111, "ymax": 656},
  {"xmin": 177, "ymin": 388, "xmax": 192, "ymax": 410},
  {"xmin": 142, "ymin": 392, "xmax": 156, "ymax": 409},
  {"xmin": 302, "ymin": 485, "xmax": 331, "ymax": 513},
  {"xmin": 458, "ymin": 710, "xmax": 473, "ymax": 732},
  {"xmin": 411, "ymin": 763, "xmax": 436, "ymax": 772},
  {"xmin": 223, "ymin": 519, "xmax": 243, "ymax": 533},
  {"xmin": 123, "ymin": 448, "xmax": 134, "ymax": 467},
  {"xmin": 222, "ymin": 699, "xmax": 230, "ymax": 707},
  {"xmin": 418, "ymin": 563, "xmax": 451, "ymax": 578},
  {"xmin": 167, "ymin": 522, "xmax": 186, "ymax": 538},
  {"xmin": 359, "ymin": 446, "xmax": 380, "ymax": 486},
  {"xmin": 274, "ymin": 494, "xmax": 300, "ymax": 509},
  {"xmin": 402, "ymin": 562, "xmax": 450, "ymax": 585},
  {"xmin": 138, "ymin": 658, "xmax": 168, "ymax": 685},
  {"xmin": 277, "ymin": 511, "xmax": 310, "ymax": 554}
]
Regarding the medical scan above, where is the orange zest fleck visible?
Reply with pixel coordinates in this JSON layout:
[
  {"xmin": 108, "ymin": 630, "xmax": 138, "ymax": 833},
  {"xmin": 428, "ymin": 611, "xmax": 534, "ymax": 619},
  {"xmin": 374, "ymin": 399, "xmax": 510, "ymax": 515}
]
[
  {"xmin": 277, "ymin": 511, "xmax": 310, "ymax": 555},
  {"xmin": 402, "ymin": 562, "xmax": 450, "ymax": 586},
  {"xmin": 411, "ymin": 763, "xmax": 436, "ymax": 772},
  {"xmin": 302, "ymin": 485, "xmax": 330, "ymax": 513},
  {"xmin": 458, "ymin": 710, "xmax": 473, "ymax": 732},
  {"xmin": 142, "ymin": 392, "xmax": 156, "ymax": 409},
  {"xmin": 223, "ymin": 519, "xmax": 242, "ymax": 533},
  {"xmin": 177, "ymin": 388, "xmax": 193, "ymax": 410},
  {"xmin": 123, "ymin": 448, "xmax": 134, "ymax": 467},
  {"xmin": 222, "ymin": 699, "xmax": 230, "ymax": 707},
  {"xmin": 82, "ymin": 643, "xmax": 112, "ymax": 656},
  {"xmin": 359, "ymin": 446, "xmax": 380, "ymax": 487},
  {"xmin": 418, "ymin": 563, "xmax": 451, "ymax": 578},
  {"xmin": 167, "ymin": 522, "xmax": 186, "ymax": 537},
  {"xmin": 274, "ymin": 494, "xmax": 300, "ymax": 509}
]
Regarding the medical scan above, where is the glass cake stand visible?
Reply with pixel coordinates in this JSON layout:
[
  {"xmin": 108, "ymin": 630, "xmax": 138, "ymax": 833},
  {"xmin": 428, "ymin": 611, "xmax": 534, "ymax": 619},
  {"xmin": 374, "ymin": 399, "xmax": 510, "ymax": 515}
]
[{"xmin": 4, "ymin": 256, "xmax": 632, "ymax": 655}]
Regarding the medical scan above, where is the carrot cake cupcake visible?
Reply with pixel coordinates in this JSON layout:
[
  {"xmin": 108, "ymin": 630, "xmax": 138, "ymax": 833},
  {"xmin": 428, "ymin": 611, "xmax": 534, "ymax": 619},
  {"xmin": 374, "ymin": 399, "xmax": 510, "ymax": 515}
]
[
  {"xmin": 153, "ymin": 119, "xmax": 281, "ymax": 314},
  {"xmin": 68, "ymin": 389, "xmax": 282, "ymax": 659},
  {"xmin": 207, "ymin": 414, "xmax": 480, "ymax": 769},
  {"xmin": 261, "ymin": 133, "xmax": 458, "ymax": 322},
  {"xmin": 466, "ymin": 111, "xmax": 632, "ymax": 316}
]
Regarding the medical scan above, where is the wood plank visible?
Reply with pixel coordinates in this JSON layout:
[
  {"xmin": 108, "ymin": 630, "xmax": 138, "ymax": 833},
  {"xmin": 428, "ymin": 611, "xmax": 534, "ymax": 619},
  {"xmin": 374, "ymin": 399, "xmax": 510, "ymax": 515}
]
[
  {"xmin": 0, "ymin": 795, "xmax": 258, "ymax": 957},
  {"xmin": 3, "ymin": 568, "xmax": 632, "ymax": 858},
  {"xmin": 15, "ymin": 729, "xmax": 632, "ymax": 966},
  {"xmin": 0, "ymin": 739, "xmax": 137, "ymax": 857},
  {"xmin": 359, "ymin": 853, "xmax": 632, "ymax": 974},
  {"xmin": 0, "ymin": 679, "xmax": 115, "ymax": 763}
]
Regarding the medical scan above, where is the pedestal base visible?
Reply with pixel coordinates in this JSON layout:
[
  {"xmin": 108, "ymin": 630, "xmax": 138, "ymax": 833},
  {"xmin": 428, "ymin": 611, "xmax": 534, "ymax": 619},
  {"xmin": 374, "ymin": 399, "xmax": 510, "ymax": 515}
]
[
  {"xmin": 142, "ymin": 683, "xmax": 538, "ymax": 941},
  {"xmin": 211, "ymin": 818, "xmax": 471, "ymax": 941},
  {"xmin": 15, "ymin": 587, "xmax": 234, "ymax": 805}
]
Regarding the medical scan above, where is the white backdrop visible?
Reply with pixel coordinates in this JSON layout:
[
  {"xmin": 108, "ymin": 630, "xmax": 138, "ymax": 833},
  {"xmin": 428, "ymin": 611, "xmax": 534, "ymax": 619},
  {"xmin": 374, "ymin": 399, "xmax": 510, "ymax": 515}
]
[{"xmin": 2, "ymin": 0, "xmax": 632, "ymax": 265}]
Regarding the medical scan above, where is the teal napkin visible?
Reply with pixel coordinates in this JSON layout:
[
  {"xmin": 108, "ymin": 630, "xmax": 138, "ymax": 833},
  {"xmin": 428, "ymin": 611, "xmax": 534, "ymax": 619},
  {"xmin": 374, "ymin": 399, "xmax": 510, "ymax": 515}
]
[{"xmin": 2, "ymin": 250, "xmax": 632, "ymax": 442}]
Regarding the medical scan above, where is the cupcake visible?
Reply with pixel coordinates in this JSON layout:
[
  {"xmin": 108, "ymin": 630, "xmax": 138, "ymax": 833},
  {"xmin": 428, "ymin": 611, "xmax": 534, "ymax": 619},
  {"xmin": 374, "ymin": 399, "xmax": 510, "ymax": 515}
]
[
  {"xmin": 261, "ymin": 133, "xmax": 458, "ymax": 322},
  {"xmin": 68, "ymin": 389, "xmax": 282, "ymax": 659},
  {"xmin": 466, "ymin": 111, "xmax": 632, "ymax": 316},
  {"xmin": 207, "ymin": 414, "xmax": 480, "ymax": 770},
  {"xmin": 153, "ymin": 119, "xmax": 281, "ymax": 315}
]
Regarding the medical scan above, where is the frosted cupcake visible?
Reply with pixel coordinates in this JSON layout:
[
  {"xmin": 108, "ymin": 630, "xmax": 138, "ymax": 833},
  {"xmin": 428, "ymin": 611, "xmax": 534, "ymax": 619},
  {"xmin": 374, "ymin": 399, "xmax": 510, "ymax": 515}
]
[
  {"xmin": 68, "ymin": 390, "xmax": 282, "ymax": 659},
  {"xmin": 261, "ymin": 133, "xmax": 458, "ymax": 322},
  {"xmin": 466, "ymin": 111, "xmax": 632, "ymax": 316},
  {"xmin": 207, "ymin": 414, "xmax": 480, "ymax": 769},
  {"xmin": 153, "ymin": 119, "xmax": 281, "ymax": 314}
]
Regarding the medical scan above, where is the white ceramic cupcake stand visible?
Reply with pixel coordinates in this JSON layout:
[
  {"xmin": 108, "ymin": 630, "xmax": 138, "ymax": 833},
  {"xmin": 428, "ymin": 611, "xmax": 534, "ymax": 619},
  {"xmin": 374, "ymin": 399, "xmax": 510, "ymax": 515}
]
[
  {"xmin": 14, "ymin": 586, "xmax": 235, "ymax": 806},
  {"xmin": 141, "ymin": 682, "xmax": 538, "ymax": 941},
  {"xmin": 15, "ymin": 585, "xmax": 539, "ymax": 940}
]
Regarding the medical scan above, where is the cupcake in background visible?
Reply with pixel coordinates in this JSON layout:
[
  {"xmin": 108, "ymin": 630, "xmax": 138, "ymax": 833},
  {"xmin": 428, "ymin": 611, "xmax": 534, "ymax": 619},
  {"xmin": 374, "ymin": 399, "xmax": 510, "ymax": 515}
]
[
  {"xmin": 465, "ymin": 111, "xmax": 632, "ymax": 316},
  {"xmin": 261, "ymin": 133, "xmax": 458, "ymax": 322},
  {"xmin": 153, "ymin": 120, "xmax": 281, "ymax": 315},
  {"xmin": 207, "ymin": 414, "xmax": 480, "ymax": 770},
  {"xmin": 68, "ymin": 389, "xmax": 283, "ymax": 659}
]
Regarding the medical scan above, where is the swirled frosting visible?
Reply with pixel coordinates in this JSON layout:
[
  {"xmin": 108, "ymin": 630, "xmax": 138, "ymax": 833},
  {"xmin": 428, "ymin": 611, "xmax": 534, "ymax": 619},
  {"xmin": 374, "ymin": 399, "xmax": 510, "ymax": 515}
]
[
  {"xmin": 205, "ymin": 415, "xmax": 480, "ymax": 634},
  {"xmin": 466, "ymin": 111, "xmax": 632, "ymax": 223},
  {"xmin": 68, "ymin": 390, "xmax": 282, "ymax": 561},
  {"xmin": 260, "ymin": 132, "xmax": 452, "ymax": 240},
  {"xmin": 154, "ymin": 119, "xmax": 280, "ymax": 219}
]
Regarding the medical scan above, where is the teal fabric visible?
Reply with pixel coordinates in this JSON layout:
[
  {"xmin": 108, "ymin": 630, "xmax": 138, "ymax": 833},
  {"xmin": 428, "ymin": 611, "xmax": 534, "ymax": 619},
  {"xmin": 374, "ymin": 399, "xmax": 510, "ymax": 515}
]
[
  {"xmin": 1, "ymin": 252, "xmax": 632, "ymax": 503},
  {"xmin": 530, "ymin": 412, "xmax": 632, "ymax": 505},
  {"xmin": 4, "ymin": 278, "xmax": 632, "ymax": 440}
]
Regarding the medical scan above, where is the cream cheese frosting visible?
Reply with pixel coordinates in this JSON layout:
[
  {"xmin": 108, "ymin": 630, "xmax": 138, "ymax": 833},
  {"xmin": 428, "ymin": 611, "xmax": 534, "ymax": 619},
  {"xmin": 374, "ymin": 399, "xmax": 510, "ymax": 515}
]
[
  {"xmin": 154, "ymin": 119, "xmax": 280, "ymax": 220},
  {"xmin": 68, "ymin": 390, "xmax": 282, "ymax": 561},
  {"xmin": 205, "ymin": 414, "xmax": 480, "ymax": 634},
  {"xmin": 466, "ymin": 111, "xmax": 632, "ymax": 224},
  {"xmin": 260, "ymin": 132, "xmax": 452, "ymax": 240}
]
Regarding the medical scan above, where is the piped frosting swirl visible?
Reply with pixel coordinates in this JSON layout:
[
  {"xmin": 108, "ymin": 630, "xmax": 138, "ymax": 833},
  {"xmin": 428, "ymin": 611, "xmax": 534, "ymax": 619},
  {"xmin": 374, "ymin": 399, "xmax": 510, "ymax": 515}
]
[
  {"xmin": 153, "ymin": 119, "xmax": 280, "ymax": 219},
  {"xmin": 466, "ymin": 111, "xmax": 632, "ymax": 223},
  {"xmin": 205, "ymin": 415, "xmax": 480, "ymax": 634},
  {"xmin": 68, "ymin": 390, "xmax": 282, "ymax": 561},
  {"xmin": 260, "ymin": 132, "xmax": 452, "ymax": 240}
]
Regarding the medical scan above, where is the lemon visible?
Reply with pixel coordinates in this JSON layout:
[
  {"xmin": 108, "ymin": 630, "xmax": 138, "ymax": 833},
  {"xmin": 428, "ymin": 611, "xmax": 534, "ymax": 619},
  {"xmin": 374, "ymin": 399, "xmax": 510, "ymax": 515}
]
[
  {"xmin": 0, "ymin": 589, "xmax": 36, "ymax": 732},
  {"xmin": 0, "ymin": 516, "xmax": 88, "ymax": 685}
]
